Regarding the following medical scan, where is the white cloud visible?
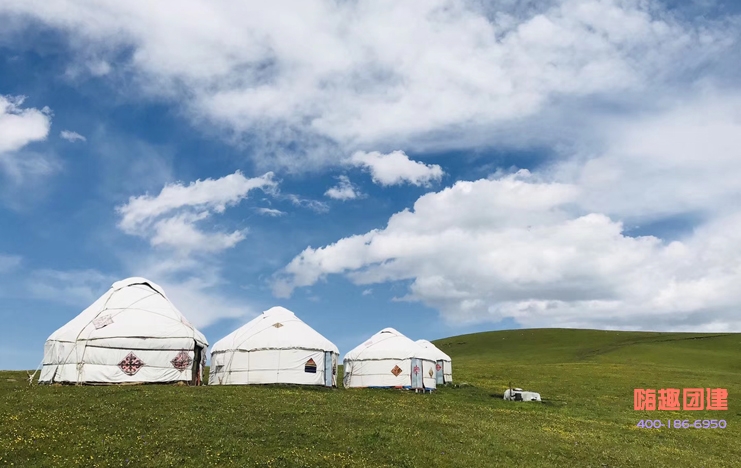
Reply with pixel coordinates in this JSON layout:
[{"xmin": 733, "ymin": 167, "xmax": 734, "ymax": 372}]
[
  {"xmin": 0, "ymin": 0, "xmax": 734, "ymax": 168},
  {"xmin": 274, "ymin": 168, "xmax": 741, "ymax": 332},
  {"xmin": 551, "ymin": 92, "xmax": 741, "ymax": 221},
  {"xmin": 118, "ymin": 171, "xmax": 275, "ymax": 230},
  {"xmin": 107, "ymin": 171, "xmax": 271, "ymax": 327},
  {"xmin": 149, "ymin": 212, "xmax": 247, "ymax": 253},
  {"xmin": 116, "ymin": 171, "xmax": 275, "ymax": 253},
  {"xmin": 0, "ymin": 95, "xmax": 58, "ymax": 203},
  {"xmin": 2, "ymin": 1, "xmax": 740, "ymax": 333},
  {"xmin": 60, "ymin": 130, "xmax": 86, "ymax": 142},
  {"xmin": 325, "ymin": 175, "xmax": 362, "ymax": 200},
  {"xmin": 285, "ymin": 194, "xmax": 330, "ymax": 213},
  {"xmin": 347, "ymin": 151, "xmax": 444, "ymax": 187},
  {"xmin": 0, "ymin": 95, "xmax": 50, "ymax": 154},
  {"xmin": 256, "ymin": 207, "xmax": 286, "ymax": 216},
  {"xmin": 362, "ymin": 288, "xmax": 372, "ymax": 296}
]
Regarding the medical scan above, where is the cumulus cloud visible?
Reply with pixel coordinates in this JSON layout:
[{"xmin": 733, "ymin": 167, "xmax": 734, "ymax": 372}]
[
  {"xmin": 0, "ymin": 95, "xmax": 58, "ymax": 202},
  {"xmin": 118, "ymin": 171, "xmax": 275, "ymax": 229},
  {"xmin": 274, "ymin": 167, "xmax": 741, "ymax": 331},
  {"xmin": 59, "ymin": 130, "xmax": 86, "ymax": 142},
  {"xmin": 99, "ymin": 172, "xmax": 271, "ymax": 329},
  {"xmin": 0, "ymin": 95, "xmax": 51, "ymax": 154},
  {"xmin": 325, "ymin": 175, "xmax": 362, "ymax": 200},
  {"xmin": 0, "ymin": 0, "xmax": 735, "ymax": 167},
  {"xmin": 117, "ymin": 171, "xmax": 275, "ymax": 253},
  {"xmin": 148, "ymin": 212, "xmax": 247, "ymax": 253},
  {"xmin": 347, "ymin": 151, "xmax": 444, "ymax": 187},
  {"xmin": 0, "ymin": 95, "xmax": 54, "ymax": 178},
  {"xmin": 3, "ymin": 0, "xmax": 740, "ymax": 334}
]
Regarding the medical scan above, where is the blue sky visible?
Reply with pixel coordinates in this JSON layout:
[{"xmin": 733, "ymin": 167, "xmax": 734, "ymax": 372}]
[{"xmin": 1, "ymin": 0, "xmax": 741, "ymax": 370}]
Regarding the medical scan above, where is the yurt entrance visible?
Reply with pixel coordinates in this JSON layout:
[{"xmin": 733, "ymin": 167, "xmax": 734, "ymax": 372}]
[
  {"xmin": 411, "ymin": 358, "xmax": 423, "ymax": 390},
  {"xmin": 323, "ymin": 351, "xmax": 334, "ymax": 387},
  {"xmin": 191, "ymin": 344, "xmax": 204, "ymax": 385},
  {"xmin": 436, "ymin": 360, "xmax": 445, "ymax": 385}
]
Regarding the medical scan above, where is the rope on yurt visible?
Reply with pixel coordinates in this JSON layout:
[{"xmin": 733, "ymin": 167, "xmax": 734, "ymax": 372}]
[
  {"xmin": 221, "ymin": 334, "xmax": 241, "ymax": 385},
  {"xmin": 72, "ymin": 293, "xmax": 117, "ymax": 385},
  {"xmin": 69, "ymin": 288, "xmax": 118, "ymax": 385},
  {"xmin": 71, "ymin": 285, "xmax": 149, "ymax": 385},
  {"xmin": 74, "ymin": 323, "xmax": 94, "ymax": 386},
  {"xmin": 27, "ymin": 357, "xmax": 45, "ymax": 385}
]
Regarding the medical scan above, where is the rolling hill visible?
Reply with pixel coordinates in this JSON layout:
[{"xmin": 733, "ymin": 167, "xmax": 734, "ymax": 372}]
[{"xmin": 1, "ymin": 328, "xmax": 739, "ymax": 467}]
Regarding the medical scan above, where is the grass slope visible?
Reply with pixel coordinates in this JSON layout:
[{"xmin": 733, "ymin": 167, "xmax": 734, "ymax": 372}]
[{"xmin": 1, "ymin": 328, "xmax": 739, "ymax": 467}]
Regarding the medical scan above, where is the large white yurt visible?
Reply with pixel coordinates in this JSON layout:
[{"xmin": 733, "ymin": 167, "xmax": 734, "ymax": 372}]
[
  {"xmin": 416, "ymin": 339, "xmax": 453, "ymax": 385},
  {"xmin": 38, "ymin": 277, "xmax": 208, "ymax": 385},
  {"xmin": 343, "ymin": 328, "xmax": 439, "ymax": 391},
  {"xmin": 209, "ymin": 306, "xmax": 339, "ymax": 387}
]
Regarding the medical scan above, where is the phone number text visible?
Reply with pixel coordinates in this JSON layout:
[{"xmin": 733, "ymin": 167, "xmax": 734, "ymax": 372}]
[{"xmin": 637, "ymin": 419, "xmax": 726, "ymax": 429}]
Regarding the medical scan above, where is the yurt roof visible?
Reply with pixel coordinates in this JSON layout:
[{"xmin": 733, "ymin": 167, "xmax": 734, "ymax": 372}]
[
  {"xmin": 211, "ymin": 306, "xmax": 338, "ymax": 353},
  {"xmin": 46, "ymin": 277, "xmax": 207, "ymax": 346},
  {"xmin": 416, "ymin": 339, "xmax": 452, "ymax": 361},
  {"xmin": 344, "ymin": 328, "xmax": 438, "ymax": 361}
]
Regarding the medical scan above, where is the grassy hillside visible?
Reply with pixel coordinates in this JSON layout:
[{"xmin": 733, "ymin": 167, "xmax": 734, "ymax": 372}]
[{"xmin": 1, "ymin": 328, "xmax": 739, "ymax": 467}]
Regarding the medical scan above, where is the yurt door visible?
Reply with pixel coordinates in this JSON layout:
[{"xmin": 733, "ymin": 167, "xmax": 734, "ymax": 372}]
[
  {"xmin": 324, "ymin": 352, "xmax": 333, "ymax": 387},
  {"xmin": 436, "ymin": 360, "xmax": 445, "ymax": 385},
  {"xmin": 332, "ymin": 353, "xmax": 338, "ymax": 386},
  {"xmin": 191, "ymin": 345, "xmax": 203, "ymax": 386},
  {"xmin": 411, "ymin": 358, "xmax": 423, "ymax": 389}
]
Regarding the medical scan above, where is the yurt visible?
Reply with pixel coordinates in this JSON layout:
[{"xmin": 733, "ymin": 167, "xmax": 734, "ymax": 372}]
[
  {"xmin": 209, "ymin": 306, "xmax": 339, "ymax": 387},
  {"xmin": 343, "ymin": 328, "xmax": 439, "ymax": 391},
  {"xmin": 416, "ymin": 339, "xmax": 453, "ymax": 385},
  {"xmin": 38, "ymin": 277, "xmax": 208, "ymax": 385}
]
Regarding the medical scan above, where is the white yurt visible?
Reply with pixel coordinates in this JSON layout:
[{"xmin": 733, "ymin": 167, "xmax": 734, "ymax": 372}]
[
  {"xmin": 416, "ymin": 339, "xmax": 453, "ymax": 385},
  {"xmin": 343, "ymin": 328, "xmax": 439, "ymax": 391},
  {"xmin": 209, "ymin": 306, "xmax": 339, "ymax": 387},
  {"xmin": 38, "ymin": 277, "xmax": 208, "ymax": 385}
]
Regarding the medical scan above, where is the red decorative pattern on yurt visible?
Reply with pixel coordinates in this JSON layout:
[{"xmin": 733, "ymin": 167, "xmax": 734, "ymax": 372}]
[
  {"xmin": 171, "ymin": 351, "xmax": 192, "ymax": 371},
  {"xmin": 118, "ymin": 352, "xmax": 144, "ymax": 376}
]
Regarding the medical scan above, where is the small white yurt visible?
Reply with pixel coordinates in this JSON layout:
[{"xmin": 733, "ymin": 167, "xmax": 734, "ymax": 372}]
[
  {"xmin": 209, "ymin": 306, "xmax": 339, "ymax": 387},
  {"xmin": 416, "ymin": 339, "xmax": 453, "ymax": 385},
  {"xmin": 38, "ymin": 277, "xmax": 208, "ymax": 385},
  {"xmin": 343, "ymin": 328, "xmax": 439, "ymax": 391}
]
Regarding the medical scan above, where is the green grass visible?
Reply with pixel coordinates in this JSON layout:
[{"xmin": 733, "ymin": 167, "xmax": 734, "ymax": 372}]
[{"xmin": 1, "ymin": 328, "xmax": 740, "ymax": 467}]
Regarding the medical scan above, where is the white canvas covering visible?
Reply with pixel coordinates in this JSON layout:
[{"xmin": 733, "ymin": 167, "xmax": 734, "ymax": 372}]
[
  {"xmin": 416, "ymin": 339, "xmax": 453, "ymax": 384},
  {"xmin": 209, "ymin": 306, "xmax": 339, "ymax": 386},
  {"xmin": 343, "ymin": 328, "xmax": 438, "ymax": 390},
  {"xmin": 38, "ymin": 277, "xmax": 208, "ymax": 385}
]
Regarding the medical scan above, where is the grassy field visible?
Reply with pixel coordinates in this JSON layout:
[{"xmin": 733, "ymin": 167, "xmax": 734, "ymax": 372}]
[{"xmin": 1, "ymin": 328, "xmax": 739, "ymax": 467}]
